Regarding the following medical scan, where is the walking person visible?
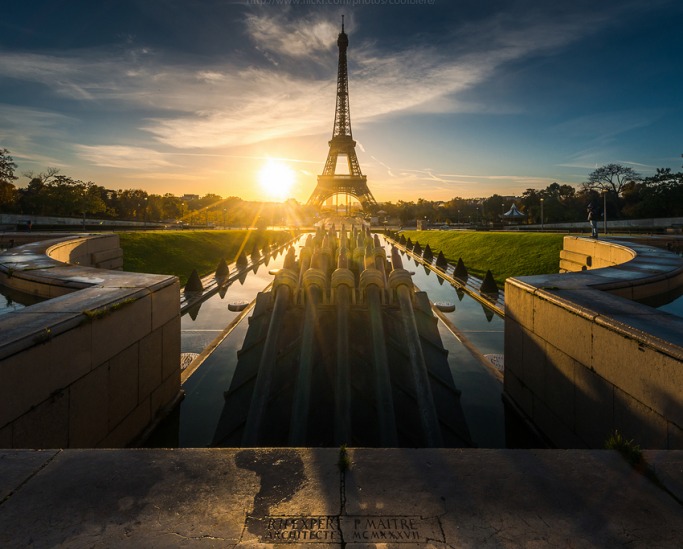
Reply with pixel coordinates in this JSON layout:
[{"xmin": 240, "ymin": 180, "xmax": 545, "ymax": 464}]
[{"xmin": 587, "ymin": 204, "xmax": 598, "ymax": 238}]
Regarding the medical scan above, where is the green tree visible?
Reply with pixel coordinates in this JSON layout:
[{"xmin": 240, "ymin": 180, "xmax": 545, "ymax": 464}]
[
  {"xmin": 584, "ymin": 164, "xmax": 641, "ymax": 196},
  {"xmin": 0, "ymin": 148, "xmax": 18, "ymax": 185},
  {"xmin": 0, "ymin": 149, "xmax": 19, "ymax": 212}
]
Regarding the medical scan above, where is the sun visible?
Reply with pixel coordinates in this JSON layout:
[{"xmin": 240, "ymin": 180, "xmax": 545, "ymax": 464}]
[{"xmin": 258, "ymin": 159, "xmax": 295, "ymax": 201}]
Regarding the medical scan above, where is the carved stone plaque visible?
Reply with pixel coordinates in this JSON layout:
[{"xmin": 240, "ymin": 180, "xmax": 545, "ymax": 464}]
[{"xmin": 245, "ymin": 514, "xmax": 443, "ymax": 544}]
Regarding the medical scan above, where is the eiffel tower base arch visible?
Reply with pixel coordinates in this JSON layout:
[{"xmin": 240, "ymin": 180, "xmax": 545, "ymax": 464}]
[{"xmin": 307, "ymin": 175, "xmax": 378, "ymax": 212}]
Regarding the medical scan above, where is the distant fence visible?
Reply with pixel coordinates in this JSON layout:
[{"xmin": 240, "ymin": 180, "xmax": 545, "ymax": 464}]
[
  {"xmin": 0, "ymin": 213, "xmax": 164, "ymax": 230},
  {"xmin": 511, "ymin": 216, "xmax": 683, "ymax": 233}
]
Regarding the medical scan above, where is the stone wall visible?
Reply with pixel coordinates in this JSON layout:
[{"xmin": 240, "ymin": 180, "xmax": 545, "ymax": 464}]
[
  {"xmin": 0, "ymin": 234, "xmax": 181, "ymax": 448},
  {"xmin": 504, "ymin": 236, "xmax": 683, "ymax": 449}
]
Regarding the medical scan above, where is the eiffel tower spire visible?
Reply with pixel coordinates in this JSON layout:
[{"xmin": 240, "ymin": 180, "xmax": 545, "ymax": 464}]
[{"xmin": 307, "ymin": 17, "xmax": 378, "ymax": 212}]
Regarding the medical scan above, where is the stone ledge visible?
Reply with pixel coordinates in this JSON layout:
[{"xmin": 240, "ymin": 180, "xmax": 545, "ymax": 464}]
[
  {"xmin": 505, "ymin": 236, "xmax": 683, "ymax": 449},
  {"xmin": 0, "ymin": 234, "xmax": 181, "ymax": 449}
]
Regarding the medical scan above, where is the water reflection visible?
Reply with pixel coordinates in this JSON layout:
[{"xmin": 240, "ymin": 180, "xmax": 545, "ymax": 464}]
[{"xmin": 147, "ymin": 233, "xmax": 525, "ymax": 449}]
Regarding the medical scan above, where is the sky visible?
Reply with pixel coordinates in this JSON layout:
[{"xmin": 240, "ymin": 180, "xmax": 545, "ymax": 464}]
[{"xmin": 1, "ymin": 0, "xmax": 682, "ymax": 203}]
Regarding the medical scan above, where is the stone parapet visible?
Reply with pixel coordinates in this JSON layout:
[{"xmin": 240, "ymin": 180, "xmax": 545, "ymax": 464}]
[
  {"xmin": 504, "ymin": 236, "xmax": 683, "ymax": 449},
  {"xmin": 0, "ymin": 234, "xmax": 181, "ymax": 449}
]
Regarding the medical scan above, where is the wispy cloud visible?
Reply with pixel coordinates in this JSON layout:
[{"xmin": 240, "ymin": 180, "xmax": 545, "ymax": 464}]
[
  {"xmin": 245, "ymin": 13, "xmax": 339, "ymax": 59},
  {"xmin": 74, "ymin": 145, "xmax": 177, "ymax": 169}
]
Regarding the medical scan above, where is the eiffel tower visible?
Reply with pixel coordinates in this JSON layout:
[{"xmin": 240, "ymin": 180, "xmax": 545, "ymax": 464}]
[{"xmin": 307, "ymin": 17, "xmax": 378, "ymax": 212}]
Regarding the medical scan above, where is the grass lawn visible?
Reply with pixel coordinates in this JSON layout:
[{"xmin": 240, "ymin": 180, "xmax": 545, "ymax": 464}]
[
  {"xmin": 399, "ymin": 230, "xmax": 565, "ymax": 285},
  {"xmin": 119, "ymin": 230, "xmax": 293, "ymax": 286},
  {"xmin": 118, "ymin": 229, "xmax": 564, "ymax": 287}
]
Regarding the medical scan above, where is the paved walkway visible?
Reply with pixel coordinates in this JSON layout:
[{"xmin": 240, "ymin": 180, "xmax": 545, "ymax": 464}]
[{"xmin": 1, "ymin": 448, "xmax": 682, "ymax": 547}]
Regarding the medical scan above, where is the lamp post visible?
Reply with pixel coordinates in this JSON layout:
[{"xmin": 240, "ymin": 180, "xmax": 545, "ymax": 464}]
[
  {"xmin": 222, "ymin": 208, "xmax": 226, "ymax": 229},
  {"xmin": 602, "ymin": 189, "xmax": 608, "ymax": 235},
  {"xmin": 540, "ymin": 198, "xmax": 544, "ymax": 231},
  {"xmin": 144, "ymin": 197, "xmax": 148, "ymax": 228}
]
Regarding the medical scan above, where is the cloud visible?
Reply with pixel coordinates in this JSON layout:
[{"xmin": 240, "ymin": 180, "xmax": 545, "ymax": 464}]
[
  {"xmin": 74, "ymin": 145, "xmax": 176, "ymax": 169},
  {"xmin": 245, "ymin": 13, "xmax": 339, "ymax": 59}
]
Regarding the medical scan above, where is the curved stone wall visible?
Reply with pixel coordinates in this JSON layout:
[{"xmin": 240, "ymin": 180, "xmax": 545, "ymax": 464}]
[
  {"xmin": 0, "ymin": 234, "xmax": 180, "ymax": 449},
  {"xmin": 504, "ymin": 236, "xmax": 683, "ymax": 449}
]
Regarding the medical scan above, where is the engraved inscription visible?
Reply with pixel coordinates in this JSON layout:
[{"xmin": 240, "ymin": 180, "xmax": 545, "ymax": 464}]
[
  {"xmin": 247, "ymin": 515, "xmax": 442, "ymax": 544},
  {"xmin": 248, "ymin": 515, "xmax": 341, "ymax": 543},
  {"xmin": 348, "ymin": 516, "xmax": 422, "ymax": 542}
]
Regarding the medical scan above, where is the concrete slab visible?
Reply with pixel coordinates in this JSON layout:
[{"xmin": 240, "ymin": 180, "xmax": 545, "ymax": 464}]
[
  {"xmin": 0, "ymin": 449, "xmax": 681, "ymax": 548},
  {"xmin": 0, "ymin": 450, "xmax": 58, "ymax": 502}
]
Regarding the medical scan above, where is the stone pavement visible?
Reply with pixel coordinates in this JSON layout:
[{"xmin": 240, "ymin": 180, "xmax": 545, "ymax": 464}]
[{"xmin": 0, "ymin": 448, "xmax": 682, "ymax": 548}]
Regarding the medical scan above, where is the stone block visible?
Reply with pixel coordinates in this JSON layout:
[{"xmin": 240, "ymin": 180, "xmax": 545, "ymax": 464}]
[
  {"xmin": 151, "ymin": 372, "xmax": 181, "ymax": 419},
  {"xmin": 108, "ymin": 345, "xmax": 140, "ymax": 430},
  {"xmin": 591, "ymin": 323, "xmax": 683, "ymax": 427},
  {"xmin": 531, "ymin": 399, "xmax": 586, "ymax": 449},
  {"xmin": 0, "ymin": 424, "xmax": 11, "ymax": 448},
  {"xmin": 503, "ymin": 370, "xmax": 533, "ymax": 419},
  {"xmin": 91, "ymin": 248, "xmax": 122, "ymax": 264},
  {"xmin": 97, "ymin": 258, "xmax": 123, "ymax": 270},
  {"xmin": 503, "ymin": 318, "xmax": 525, "ymax": 377},
  {"xmin": 12, "ymin": 391, "xmax": 69, "ymax": 449},
  {"xmin": 100, "ymin": 398, "xmax": 151, "ymax": 448},
  {"xmin": 667, "ymin": 422, "xmax": 683, "ymax": 450},
  {"xmin": 574, "ymin": 365, "xmax": 614, "ymax": 448},
  {"xmin": 559, "ymin": 258, "xmax": 586, "ymax": 272},
  {"xmin": 0, "ymin": 323, "xmax": 93, "ymax": 427},
  {"xmin": 522, "ymin": 331, "xmax": 547, "ymax": 397},
  {"xmin": 542, "ymin": 345, "xmax": 577, "ymax": 429},
  {"xmin": 162, "ymin": 316, "xmax": 181, "ymax": 381},
  {"xmin": 151, "ymin": 281, "xmax": 180, "ymax": 331},
  {"xmin": 631, "ymin": 279, "xmax": 671, "ymax": 301},
  {"xmin": 138, "ymin": 329, "xmax": 163, "ymax": 401},
  {"xmin": 563, "ymin": 237, "xmax": 596, "ymax": 258},
  {"xmin": 92, "ymin": 293, "xmax": 152, "ymax": 365},
  {"xmin": 608, "ymin": 244, "xmax": 635, "ymax": 266},
  {"xmin": 504, "ymin": 283, "xmax": 534, "ymax": 329},
  {"xmin": 534, "ymin": 298, "xmax": 592, "ymax": 366},
  {"xmin": 69, "ymin": 364, "xmax": 109, "ymax": 448},
  {"xmin": 613, "ymin": 388, "xmax": 668, "ymax": 449}
]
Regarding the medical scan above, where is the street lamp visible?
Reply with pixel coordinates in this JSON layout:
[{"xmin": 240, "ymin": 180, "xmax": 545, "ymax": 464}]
[
  {"xmin": 540, "ymin": 198, "xmax": 544, "ymax": 231},
  {"xmin": 222, "ymin": 208, "xmax": 226, "ymax": 229},
  {"xmin": 602, "ymin": 189, "xmax": 608, "ymax": 235}
]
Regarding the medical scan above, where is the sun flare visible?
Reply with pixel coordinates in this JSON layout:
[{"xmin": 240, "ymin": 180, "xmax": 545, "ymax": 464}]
[{"xmin": 258, "ymin": 159, "xmax": 295, "ymax": 201}]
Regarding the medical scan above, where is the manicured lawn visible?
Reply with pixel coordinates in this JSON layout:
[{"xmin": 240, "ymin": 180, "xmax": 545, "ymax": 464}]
[
  {"xmin": 399, "ymin": 230, "xmax": 565, "ymax": 285},
  {"xmin": 119, "ymin": 230, "xmax": 293, "ymax": 286},
  {"xmin": 118, "ymin": 229, "xmax": 564, "ymax": 287}
]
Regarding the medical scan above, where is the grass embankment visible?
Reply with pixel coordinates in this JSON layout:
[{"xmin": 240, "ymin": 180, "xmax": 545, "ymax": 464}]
[
  {"xmin": 119, "ymin": 230, "xmax": 292, "ymax": 286},
  {"xmin": 399, "ymin": 231, "xmax": 565, "ymax": 285}
]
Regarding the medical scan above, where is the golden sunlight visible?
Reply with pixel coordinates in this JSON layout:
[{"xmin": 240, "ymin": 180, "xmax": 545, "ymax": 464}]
[{"xmin": 258, "ymin": 159, "xmax": 295, "ymax": 201}]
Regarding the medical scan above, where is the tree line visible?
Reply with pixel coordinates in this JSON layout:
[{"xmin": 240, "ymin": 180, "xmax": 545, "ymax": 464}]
[
  {"xmin": 2, "ymin": 148, "xmax": 682, "ymax": 226},
  {"xmin": 377, "ymin": 163, "xmax": 683, "ymax": 225},
  {"xmin": 0, "ymin": 148, "xmax": 301, "ymax": 227}
]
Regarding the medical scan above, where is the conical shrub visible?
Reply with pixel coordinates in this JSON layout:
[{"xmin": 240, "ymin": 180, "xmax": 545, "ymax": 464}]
[
  {"xmin": 236, "ymin": 251, "xmax": 248, "ymax": 270},
  {"xmin": 480, "ymin": 269, "xmax": 499, "ymax": 294},
  {"xmin": 454, "ymin": 257, "xmax": 468, "ymax": 281},
  {"xmin": 423, "ymin": 244, "xmax": 433, "ymax": 262},
  {"xmin": 215, "ymin": 258, "xmax": 229, "ymax": 278},
  {"xmin": 436, "ymin": 250, "xmax": 448, "ymax": 270},
  {"xmin": 185, "ymin": 269, "xmax": 204, "ymax": 292}
]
